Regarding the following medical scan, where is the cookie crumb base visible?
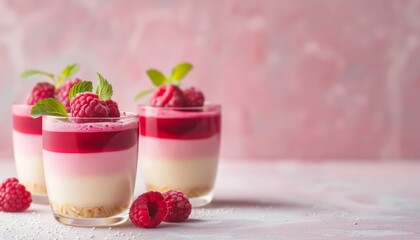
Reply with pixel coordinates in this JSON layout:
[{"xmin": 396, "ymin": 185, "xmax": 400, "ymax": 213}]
[
  {"xmin": 146, "ymin": 184, "xmax": 212, "ymax": 198},
  {"xmin": 23, "ymin": 182, "xmax": 47, "ymax": 195},
  {"xmin": 50, "ymin": 202, "xmax": 128, "ymax": 218}
]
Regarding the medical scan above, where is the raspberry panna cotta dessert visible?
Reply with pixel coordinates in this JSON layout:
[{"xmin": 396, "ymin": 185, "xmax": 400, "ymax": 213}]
[
  {"xmin": 12, "ymin": 64, "xmax": 81, "ymax": 203},
  {"xmin": 31, "ymin": 73, "xmax": 139, "ymax": 227},
  {"xmin": 0, "ymin": 178, "xmax": 32, "ymax": 212},
  {"xmin": 136, "ymin": 62, "xmax": 221, "ymax": 207}
]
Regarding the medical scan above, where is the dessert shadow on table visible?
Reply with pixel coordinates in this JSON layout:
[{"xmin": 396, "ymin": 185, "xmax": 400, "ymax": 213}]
[
  {"xmin": 206, "ymin": 198, "xmax": 309, "ymax": 210},
  {"xmin": 115, "ymin": 219, "xmax": 200, "ymax": 230}
]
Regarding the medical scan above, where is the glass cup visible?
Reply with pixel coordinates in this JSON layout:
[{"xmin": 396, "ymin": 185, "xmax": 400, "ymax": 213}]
[
  {"xmin": 138, "ymin": 104, "xmax": 221, "ymax": 207},
  {"xmin": 12, "ymin": 104, "xmax": 48, "ymax": 204},
  {"xmin": 42, "ymin": 113, "xmax": 139, "ymax": 227}
]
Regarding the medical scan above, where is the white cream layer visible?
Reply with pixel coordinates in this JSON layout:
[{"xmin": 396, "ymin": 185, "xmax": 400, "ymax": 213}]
[
  {"xmin": 43, "ymin": 146, "xmax": 137, "ymax": 207},
  {"xmin": 45, "ymin": 173, "xmax": 135, "ymax": 207},
  {"xmin": 139, "ymin": 135, "xmax": 220, "ymax": 192},
  {"xmin": 141, "ymin": 157, "xmax": 218, "ymax": 191},
  {"xmin": 12, "ymin": 130, "xmax": 46, "ymax": 195}
]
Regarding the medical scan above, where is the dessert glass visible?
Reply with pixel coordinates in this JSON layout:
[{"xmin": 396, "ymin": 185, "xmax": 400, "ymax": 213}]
[
  {"xmin": 138, "ymin": 104, "xmax": 221, "ymax": 207},
  {"xmin": 12, "ymin": 104, "xmax": 48, "ymax": 204},
  {"xmin": 42, "ymin": 113, "xmax": 139, "ymax": 227}
]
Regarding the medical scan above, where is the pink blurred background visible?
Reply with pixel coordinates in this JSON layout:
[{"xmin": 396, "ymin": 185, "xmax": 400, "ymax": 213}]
[{"xmin": 1, "ymin": 0, "xmax": 420, "ymax": 160}]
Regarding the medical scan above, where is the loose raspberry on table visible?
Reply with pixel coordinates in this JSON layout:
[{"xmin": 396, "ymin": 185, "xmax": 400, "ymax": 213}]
[
  {"xmin": 104, "ymin": 100, "xmax": 120, "ymax": 117},
  {"xmin": 0, "ymin": 178, "xmax": 32, "ymax": 212},
  {"xmin": 162, "ymin": 190, "xmax": 192, "ymax": 222},
  {"xmin": 0, "ymin": 178, "xmax": 18, "ymax": 187},
  {"xmin": 183, "ymin": 87, "xmax": 205, "ymax": 107},
  {"xmin": 26, "ymin": 82, "xmax": 55, "ymax": 105},
  {"xmin": 129, "ymin": 191, "xmax": 168, "ymax": 228},
  {"xmin": 70, "ymin": 93, "xmax": 109, "ymax": 118},
  {"xmin": 150, "ymin": 85, "xmax": 185, "ymax": 107},
  {"xmin": 55, "ymin": 78, "xmax": 81, "ymax": 110}
]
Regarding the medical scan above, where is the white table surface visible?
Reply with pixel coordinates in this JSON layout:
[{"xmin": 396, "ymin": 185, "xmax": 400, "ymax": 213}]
[{"xmin": 1, "ymin": 159, "xmax": 420, "ymax": 240}]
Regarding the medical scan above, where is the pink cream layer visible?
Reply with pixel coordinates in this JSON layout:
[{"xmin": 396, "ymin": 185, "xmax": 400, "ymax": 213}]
[
  {"xmin": 43, "ymin": 145, "xmax": 138, "ymax": 176},
  {"xmin": 13, "ymin": 130, "xmax": 42, "ymax": 156},
  {"xmin": 139, "ymin": 134, "xmax": 220, "ymax": 161}
]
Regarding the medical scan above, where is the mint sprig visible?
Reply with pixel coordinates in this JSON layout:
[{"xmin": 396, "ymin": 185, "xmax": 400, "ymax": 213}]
[
  {"xmin": 146, "ymin": 69, "xmax": 167, "ymax": 87},
  {"xmin": 69, "ymin": 81, "xmax": 93, "ymax": 100},
  {"xmin": 30, "ymin": 98, "xmax": 68, "ymax": 118},
  {"xmin": 21, "ymin": 63, "xmax": 81, "ymax": 88},
  {"xmin": 135, "ymin": 62, "xmax": 193, "ymax": 101},
  {"xmin": 57, "ymin": 64, "xmax": 80, "ymax": 86},
  {"xmin": 145, "ymin": 62, "xmax": 193, "ymax": 87},
  {"xmin": 134, "ymin": 89, "xmax": 154, "ymax": 101},
  {"xmin": 171, "ymin": 62, "xmax": 193, "ymax": 83},
  {"xmin": 68, "ymin": 73, "xmax": 113, "ymax": 101},
  {"xmin": 95, "ymin": 73, "xmax": 113, "ymax": 101},
  {"xmin": 21, "ymin": 70, "xmax": 55, "ymax": 81}
]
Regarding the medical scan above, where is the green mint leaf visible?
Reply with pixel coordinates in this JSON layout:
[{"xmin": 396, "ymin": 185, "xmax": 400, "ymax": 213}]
[
  {"xmin": 171, "ymin": 62, "xmax": 193, "ymax": 83},
  {"xmin": 58, "ymin": 63, "xmax": 80, "ymax": 86},
  {"xmin": 95, "ymin": 73, "xmax": 113, "ymax": 101},
  {"xmin": 21, "ymin": 70, "xmax": 55, "ymax": 81},
  {"xmin": 69, "ymin": 81, "xmax": 93, "ymax": 100},
  {"xmin": 134, "ymin": 88, "xmax": 154, "ymax": 101},
  {"xmin": 146, "ymin": 69, "xmax": 167, "ymax": 87},
  {"xmin": 30, "ymin": 98, "xmax": 68, "ymax": 118}
]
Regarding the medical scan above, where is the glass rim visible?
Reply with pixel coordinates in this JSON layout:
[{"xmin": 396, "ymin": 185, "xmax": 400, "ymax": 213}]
[
  {"xmin": 42, "ymin": 112, "xmax": 139, "ymax": 120},
  {"xmin": 137, "ymin": 103, "xmax": 221, "ymax": 111}
]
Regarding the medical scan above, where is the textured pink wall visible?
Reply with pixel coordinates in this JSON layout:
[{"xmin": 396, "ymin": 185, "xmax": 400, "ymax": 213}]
[{"xmin": 1, "ymin": 0, "xmax": 420, "ymax": 159}]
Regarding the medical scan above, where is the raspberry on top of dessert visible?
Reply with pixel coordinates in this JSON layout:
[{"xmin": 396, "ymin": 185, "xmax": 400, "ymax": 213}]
[
  {"xmin": 30, "ymin": 72, "xmax": 120, "ymax": 121},
  {"xmin": 134, "ymin": 62, "xmax": 206, "ymax": 108},
  {"xmin": 21, "ymin": 63, "xmax": 81, "ymax": 110}
]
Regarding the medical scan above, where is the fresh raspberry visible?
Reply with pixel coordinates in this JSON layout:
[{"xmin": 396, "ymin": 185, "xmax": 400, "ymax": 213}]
[
  {"xmin": 129, "ymin": 191, "xmax": 168, "ymax": 228},
  {"xmin": 26, "ymin": 82, "xmax": 55, "ymax": 105},
  {"xmin": 0, "ymin": 178, "xmax": 32, "ymax": 212},
  {"xmin": 150, "ymin": 85, "xmax": 185, "ymax": 107},
  {"xmin": 183, "ymin": 87, "xmax": 205, "ymax": 107},
  {"xmin": 104, "ymin": 100, "xmax": 120, "ymax": 117},
  {"xmin": 55, "ymin": 78, "xmax": 81, "ymax": 111},
  {"xmin": 70, "ymin": 93, "xmax": 109, "ymax": 118},
  {"xmin": 162, "ymin": 190, "xmax": 192, "ymax": 222}
]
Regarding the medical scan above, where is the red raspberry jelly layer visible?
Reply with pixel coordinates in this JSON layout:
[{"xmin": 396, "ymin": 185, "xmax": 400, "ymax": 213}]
[
  {"xmin": 43, "ymin": 121, "xmax": 139, "ymax": 153},
  {"xmin": 12, "ymin": 105, "xmax": 42, "ymax": 135},
  {"xmin": 139, "ymin": 114, "xmax": 221, "ymax": 140},
  {"xmin": 13, "ymin": 115, "xmax": 42, "ymax": 135}
]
